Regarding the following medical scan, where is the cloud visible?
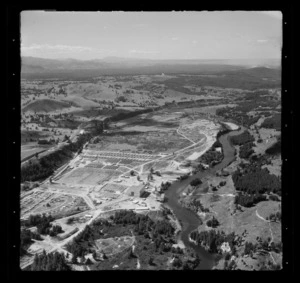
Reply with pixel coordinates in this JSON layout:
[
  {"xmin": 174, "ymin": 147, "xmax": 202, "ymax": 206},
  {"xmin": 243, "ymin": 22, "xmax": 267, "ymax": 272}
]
[
  {"xmin": 21, "ymin": 44, "xmax": 94, "ymax": 53},
  {"xmin": 192, "ymin": 40, "xmax": 198, "ymax": 44},
  {"xmin": 129, "ymin": 49, "xmax": 159, "ymax": 54},
  {"xmin": 21, "ymin": 44, "xmax": 112, "ymax": 54},
  {"xmin": 171, "ymin": 37, "xmax": 179, "ymax": 41}
]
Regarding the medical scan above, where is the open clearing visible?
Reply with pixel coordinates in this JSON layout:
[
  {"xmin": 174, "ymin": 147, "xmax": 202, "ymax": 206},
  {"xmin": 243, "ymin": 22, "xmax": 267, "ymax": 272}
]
[{"xmin": 95, "ymin": 236, "xmax": 135, "ymax": 256}]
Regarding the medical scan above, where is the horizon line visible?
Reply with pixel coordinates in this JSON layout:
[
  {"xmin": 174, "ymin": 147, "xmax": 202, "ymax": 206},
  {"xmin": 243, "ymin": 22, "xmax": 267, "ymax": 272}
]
[{"xmin": 22, "ymin": 55, "xmax": 281, "ymax": 61}]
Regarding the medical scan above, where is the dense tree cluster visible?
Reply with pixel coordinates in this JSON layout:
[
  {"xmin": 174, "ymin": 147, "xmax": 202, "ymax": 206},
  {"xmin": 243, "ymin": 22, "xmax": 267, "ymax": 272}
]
[
  {"xmin": 184, "ymin": 198, "xmax": 209, "ymax": 214},
  {"xmin": 232, "ymin": 166, "xmax": 281, "ymax": 195},
  {"xmin": 31, "ymin": 250, "xmax": 70, "ymax": 271},
  {"xmin": 244, "ymin": 239, "xmax": 282, "ymax": 256},
  {"xmin": 233, "ymin": 161, "xmax": 281, "ymax": 207},
  {"xmin": 269, "ymin": 194, "xmax": 280, "ymax": 201},
  {"xmin": 267, "ymin": 211, "xmax": 281, "ymax": 222},
  {"xmin": 223, "ymin": 259, "xmax": 237, "ymax": 270},
  {"xmin": 231, "ymin": 131, "xmax": 254, "ymax": 146},
  {"xmin": 25, "ymin": 214, "xmax": 54, "ymax": 228},
  {"xmin": 234, "ymin": 193, "xmax": 267, "ymax": 208},
  {"xmin": 190, "ymin": 178, "xmax": 202, "ymax": 187},
  {"xmin": 21, "ymin": 132, "xmax": 91, "ymax": 182},
  {"xmin": 244, "ymin": 241, "xmax": 256, "ymax": 256},
  {"xmin": 198, "ymin": 147, "xmax": 223, "ymax": 167},
  {"xmin": 190, "ymin": 229, "xmax": 237, "ymax": 254},
  {"xmin": 206, "ymin": 216, "xmax": 220, "ymax": 228},
  {"xmin": 216, "ymin": 89, "xmax": 280, "ymax": 127},
  {"xmin": 24, "ymin": 214, "xmax": 63, "ymax": 236},
  {"xmin": 261, "ymin": 114, "xmax": 281, "ymax": 130},
  {"xmin": 109, "ymin": 108, "xmax": 153, "ymax": 123},
  {"xmin": 177, "ymin": 174, "xmax": 189, "ymax": 181},
  {"xmin": 20, "ymin": 228, "xmax": 42, "ymax": 256},
  {"xmin": 239, "ymin": 142, "xmax": 255, "ymax": 159},
  {"xmin": 115, "ymin": 96, "xmax": 127, "ymax": 103},
  {"xmin": 216, "ymin": 126, "xmax": 230, "ymax": 138},
  {"xmin": 265, "ymin": 137, "xmax": 281, "ymax": 155},
  {"xmin": 212, "ymin": 139, "xmax": 222, "ymax": 148}
]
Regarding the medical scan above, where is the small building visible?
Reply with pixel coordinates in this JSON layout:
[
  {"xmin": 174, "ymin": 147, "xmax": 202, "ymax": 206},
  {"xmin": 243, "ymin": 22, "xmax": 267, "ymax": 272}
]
[
  {"xmin": 135, "ymin": 207, "xmax": 149, "ymax": 211},
  {"xmin": 126, "ymin": 184, "xmax": 146, "ymax": 197},
  {"xmin": 215, "ymin": 147, "xmax": 222, "ymax": 153},
  {"xmin": 157, "ymin": 193, "xmax": 165, "ymax": 203},
  {"xmin": 200, "ymin": 163, "xmax": 209, "ymax": 170}
]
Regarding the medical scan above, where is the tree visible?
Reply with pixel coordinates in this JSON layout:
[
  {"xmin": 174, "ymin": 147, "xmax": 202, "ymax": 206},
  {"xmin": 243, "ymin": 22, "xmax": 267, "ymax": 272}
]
[
  {"xmin": 102, "ymin": 251, "xmax": 107, "ymax": 259},
  {"xmin": 148, "ymin": 256, "xmax": 154, "ymax": 266},
  {"xmin": 190, "ymin": 178, "xmax": 202, "ymax": 187},
  {"xmin": 71, "ymin": 254, "xmax": 77, "ymax": 264}
]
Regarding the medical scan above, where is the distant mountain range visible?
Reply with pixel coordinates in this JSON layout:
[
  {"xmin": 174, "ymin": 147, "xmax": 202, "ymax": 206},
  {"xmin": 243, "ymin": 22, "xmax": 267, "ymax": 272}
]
[{"xmin": 21, "ymin": 56, "xmax": 280, "ymax": 74}]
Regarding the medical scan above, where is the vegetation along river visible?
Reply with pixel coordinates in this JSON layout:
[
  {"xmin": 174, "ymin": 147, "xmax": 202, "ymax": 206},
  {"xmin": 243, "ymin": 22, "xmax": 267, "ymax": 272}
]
[{"xmin": 165, "ymin": 126, "xmax": 245, "ymax": 270}]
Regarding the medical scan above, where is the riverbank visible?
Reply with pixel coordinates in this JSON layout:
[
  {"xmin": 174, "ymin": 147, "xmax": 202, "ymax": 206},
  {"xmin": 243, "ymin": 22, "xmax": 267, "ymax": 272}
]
[{"xmin": 165, "ymin": 126, "xmax": 245, "ymax": 269}]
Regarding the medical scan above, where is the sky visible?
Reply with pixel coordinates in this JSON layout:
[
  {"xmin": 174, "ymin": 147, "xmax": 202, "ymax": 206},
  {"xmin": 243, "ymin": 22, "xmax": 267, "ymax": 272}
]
[{"xmin": 21, "ymin": 11, "xmax": 282, "ymax": 61}]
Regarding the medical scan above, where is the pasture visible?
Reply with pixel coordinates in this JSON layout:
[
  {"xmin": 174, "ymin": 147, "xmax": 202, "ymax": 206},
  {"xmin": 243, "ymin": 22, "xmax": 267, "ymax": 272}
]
[{"xmin": 95, "ymin": 236, "xmax": 135, "ymax": 256}]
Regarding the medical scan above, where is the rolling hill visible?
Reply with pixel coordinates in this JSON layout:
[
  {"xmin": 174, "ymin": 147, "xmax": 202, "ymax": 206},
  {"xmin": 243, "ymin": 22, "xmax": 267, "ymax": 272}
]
[{"xmin": 22, "ymin": 99, "xmax": 72, "ymax": 113}]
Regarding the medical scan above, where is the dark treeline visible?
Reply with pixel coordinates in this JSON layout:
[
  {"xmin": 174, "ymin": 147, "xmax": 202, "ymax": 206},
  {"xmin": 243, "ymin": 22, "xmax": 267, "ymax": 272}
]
[
  {"xmin": 234, "ymin": 193, "xmax": 267, "ymax": 208},
  {"xmin": 239, "ymin": 142, "xmax": 255, "ymax": 159},
  {"xmin": 232, "ymin": 158, "xmax": 281, "ymax": 207},
  {"xmin": 198, "ymin": 147, "xmax": 223, "ymax": 166},
  {"xmin": 108, "ymin": 108, "xmax": 153, "ymax": 123},
  {"xmin": 31, "ymin": 250, "xmax": 71, "ymax": 271},
  {"xmin": 21, "ymin": 132, "xmax": 91, "ymax": 182},
  {"xmin": 190, "ymin": 178, "xmax": 202, "ymax": 187},
  {"xmin": 190, "ymin": 229, "xmax": 237, "ymax": 254},
  {"xmin": 231, "ymin": 131, "xmax": 254, "ymax": 145},
  {"xmin": 267, "ymin": 211, "xmax": 281, "ymax": 222},
  {"xmin": 206, "ymin": 216, "xmax": 220, "ymax": 228},
  {"xmin": 232, "ymin": 167, "xmax": 281, "ymax": 195},
  {"xmin": 216, "ymin": 89, "xmax": 280, "ymax": 128},
  {"xmin": 261, "ymin": 113, "xmax": 281, "ymax": 130},
  {"xmin": 182, "ymin": 198, "xmax": 209, "ymax": 214},
  {"xmin": 216, "ymin": 126, "xmax": 231, "ymax": 139},
  {"xmin": 266, "ymin": 137, "xmax": 281, "ymax": 155},
  {"xmin": 244, "ymin": 239, "xmax": 282, "ymax": 256},
  {"xmin": 160, "ymin": 181, "xmax": 171, "ymax": 191},
  {"xmin": 24, "ymin": 213, "xmax": 63, "ymax": 236},
  {"xmin": 20, "ymin": 228, "xmax": 42, "ymax": 256},
  {"xmin": 231, "ymin": 131, "xmax": 255, "ymax": 159},
  {"xmin": 24, "ymin": 214, "xmax": 54, "ymax": 227}
]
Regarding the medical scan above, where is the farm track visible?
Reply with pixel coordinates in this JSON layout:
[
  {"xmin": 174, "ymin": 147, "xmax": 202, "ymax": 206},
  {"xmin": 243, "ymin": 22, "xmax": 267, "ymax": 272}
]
[
  {"xmin": 255, "ymin": 209, "xmax": 277, "ymax": 265},
  {"xmin": 176, "ymin": 128, "xmax": 196, "ymax": 145}
]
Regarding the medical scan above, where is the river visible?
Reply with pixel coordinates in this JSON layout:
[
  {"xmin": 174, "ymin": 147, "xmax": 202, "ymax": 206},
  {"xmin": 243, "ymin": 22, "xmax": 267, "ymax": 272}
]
[{"xmin": 165, "ymin": 126, "xmax": 245, "ymax": 270}]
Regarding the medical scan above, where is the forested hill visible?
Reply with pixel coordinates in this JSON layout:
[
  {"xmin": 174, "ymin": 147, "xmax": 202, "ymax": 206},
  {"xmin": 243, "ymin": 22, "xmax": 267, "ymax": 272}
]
[{"xmin": 224, "ymin": 67, "xmax": 281, "ymax": 80}]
